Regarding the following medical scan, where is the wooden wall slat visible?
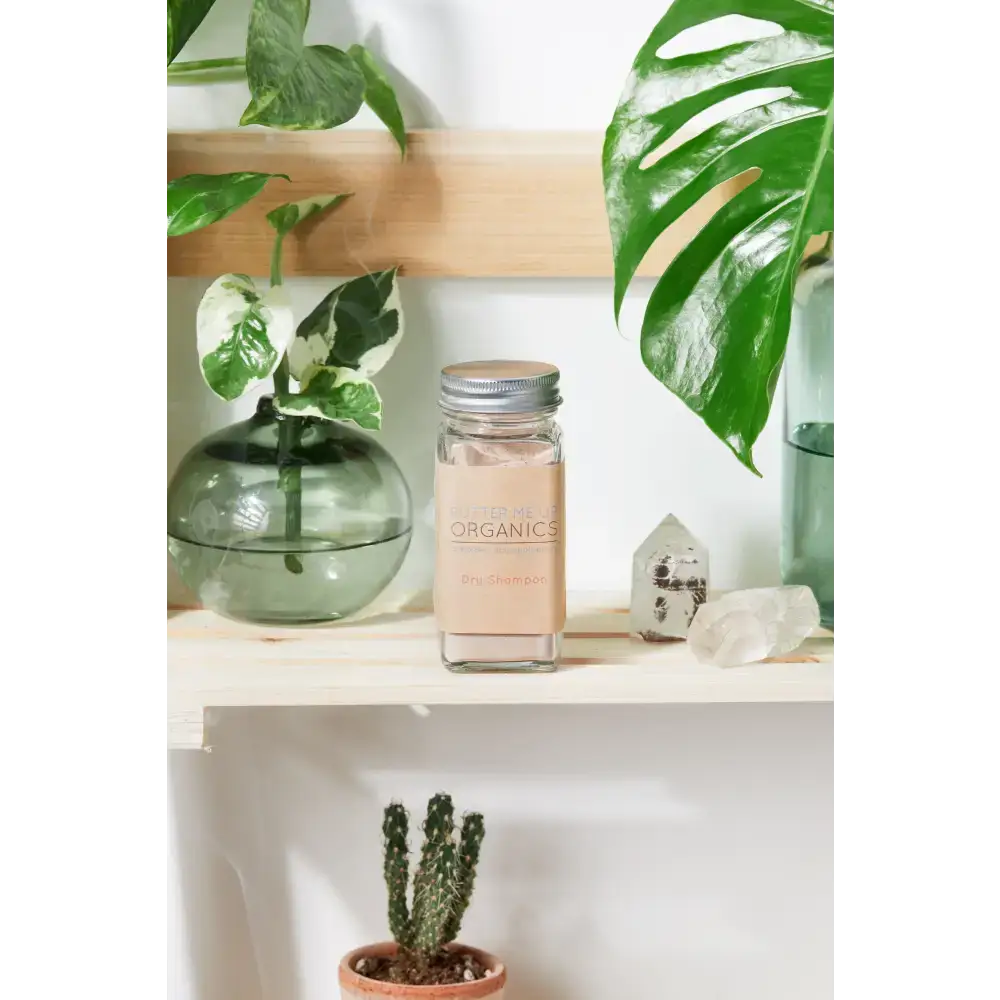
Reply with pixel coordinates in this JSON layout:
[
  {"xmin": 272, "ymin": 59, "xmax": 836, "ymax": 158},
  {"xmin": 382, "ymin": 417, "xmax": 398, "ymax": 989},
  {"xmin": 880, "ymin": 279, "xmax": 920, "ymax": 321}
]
[{"xmin": 168, "ymin": 130, "xmax": 781, "ymax": 279}]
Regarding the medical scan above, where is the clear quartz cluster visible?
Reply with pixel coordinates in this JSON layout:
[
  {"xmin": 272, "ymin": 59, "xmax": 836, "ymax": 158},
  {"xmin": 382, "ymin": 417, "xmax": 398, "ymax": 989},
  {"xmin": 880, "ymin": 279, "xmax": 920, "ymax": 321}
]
[
  {"xmin": 687, "ymin": 585, "xmax": 820, "ymax": 667},
  {"xmin": 631, "ymin": 515, "xmax": 708, "ymax": 641}
]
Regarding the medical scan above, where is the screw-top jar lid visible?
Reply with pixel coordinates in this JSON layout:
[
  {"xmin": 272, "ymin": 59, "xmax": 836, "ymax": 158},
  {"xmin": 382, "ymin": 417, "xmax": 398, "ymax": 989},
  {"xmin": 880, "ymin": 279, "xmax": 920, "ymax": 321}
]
[{"xmin": 439, "ymin": 360, "xmax": 562, "ymax": 414}]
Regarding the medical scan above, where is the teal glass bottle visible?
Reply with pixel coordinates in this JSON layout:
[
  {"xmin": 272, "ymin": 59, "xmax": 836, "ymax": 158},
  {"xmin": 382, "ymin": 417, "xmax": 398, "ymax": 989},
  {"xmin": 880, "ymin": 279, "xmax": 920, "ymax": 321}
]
[{"xmin": 781, "ymin": 236, "xmax": 834, "ymax": 629}]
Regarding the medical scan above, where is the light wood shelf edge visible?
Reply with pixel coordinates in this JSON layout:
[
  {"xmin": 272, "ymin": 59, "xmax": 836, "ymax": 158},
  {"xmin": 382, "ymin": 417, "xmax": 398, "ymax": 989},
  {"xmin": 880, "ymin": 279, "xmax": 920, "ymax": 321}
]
[
  {"xmin": 168, "ymin": 130, "xmax": 825, "ymax": 279},
  {"xmin": 168, "ymin": 593, "xmax": 834, "ymax": 750}
]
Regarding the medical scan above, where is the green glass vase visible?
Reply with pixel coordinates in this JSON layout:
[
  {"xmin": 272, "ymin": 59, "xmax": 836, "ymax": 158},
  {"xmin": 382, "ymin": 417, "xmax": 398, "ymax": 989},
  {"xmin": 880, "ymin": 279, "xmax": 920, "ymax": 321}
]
[{"xmin": 168, "ymin": 396, "xmax": 412, "ymax": 625}]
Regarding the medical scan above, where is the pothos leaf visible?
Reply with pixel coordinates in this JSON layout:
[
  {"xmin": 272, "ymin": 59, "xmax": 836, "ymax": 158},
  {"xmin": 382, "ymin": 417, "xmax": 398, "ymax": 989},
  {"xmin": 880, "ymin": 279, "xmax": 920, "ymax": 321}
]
[
  {"xmin": 167, "ymin": 0, "xmax": 218, "ymax": 65},
  {"xmin": 241, "ymin": 0, "xmax": 365, "ymax": 130},
  {"xmin": 287, "ymin": 269, "xmax": 402, "ymax": 381},
  {"xmin": 348, "ymin": 45, "xmax": 407, "ymax": 157},
  {"xmin": 197, "ymin": 274, "xmax": 294, "ymax": 401},
  {"xmin": 168, "ymin": 172, "xmax": 288, "ymax": 237},
  {"xmin": 603, "ymin": 0, "xmax": 833, "ymax": 474},
  {"xmin": 275, "ymin": 366, "xmax": 384, "ymax": 430},
  {"xmin": 266, "ymin": 193, "xmax": 352, "ymax": 237}
]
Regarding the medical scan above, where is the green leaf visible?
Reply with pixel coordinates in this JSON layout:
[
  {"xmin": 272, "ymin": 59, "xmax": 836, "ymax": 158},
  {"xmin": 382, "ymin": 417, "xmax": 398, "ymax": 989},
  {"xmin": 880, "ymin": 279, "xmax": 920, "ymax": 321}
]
[
  {"xmin": 241, "ymin": 0, "xmax": 365, "ymax": 130},
  {"xmin": 287, "ymin": 269, "xmax": 403, "ymax": 381},
  {"xmin": 275, "ymin": 366, "xmax": 384, "ymax": 429},
  {"xmin": 348, "ymin": 44, "xmax": 407, "ymax": 156},
  {"xmin": 266, "ymin": 193, "xmax": 352, "ymax": 237},
  {"xmin": 603, "ymin": 0, "xmax": 833, "ymax": 474},
  {"xmin": 197, "ymin": 274, "xmax": 295, "ymax": 400},
  {"xmin": 168, "ymin": 172, "xmax": 288, "ymax": 237},
  {"xmin": 167, "ymin": 0, "xmax": 218, "ymax": 65}
]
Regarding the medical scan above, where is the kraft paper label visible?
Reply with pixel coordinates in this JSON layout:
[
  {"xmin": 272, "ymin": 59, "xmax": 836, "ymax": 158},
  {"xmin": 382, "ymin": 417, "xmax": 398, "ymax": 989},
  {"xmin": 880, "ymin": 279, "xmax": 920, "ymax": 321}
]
[{"xmin": 434, "ymin": 462, "xmax": 566, "ymax": 634}]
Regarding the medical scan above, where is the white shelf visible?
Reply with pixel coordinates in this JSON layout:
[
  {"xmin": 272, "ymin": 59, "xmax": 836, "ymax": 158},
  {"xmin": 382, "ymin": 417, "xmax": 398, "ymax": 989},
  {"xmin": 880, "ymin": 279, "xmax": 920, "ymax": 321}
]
[{"xmin": 168, "ymin": 593, "xmax": 833, "ymax": 749}]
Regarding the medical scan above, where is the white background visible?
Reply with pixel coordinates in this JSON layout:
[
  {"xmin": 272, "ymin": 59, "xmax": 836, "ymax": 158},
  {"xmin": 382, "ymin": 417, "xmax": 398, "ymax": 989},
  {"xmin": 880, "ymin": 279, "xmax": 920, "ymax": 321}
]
[{"xmin": 168, "ymin": 2, "xmax": 830, "ymax": 998}]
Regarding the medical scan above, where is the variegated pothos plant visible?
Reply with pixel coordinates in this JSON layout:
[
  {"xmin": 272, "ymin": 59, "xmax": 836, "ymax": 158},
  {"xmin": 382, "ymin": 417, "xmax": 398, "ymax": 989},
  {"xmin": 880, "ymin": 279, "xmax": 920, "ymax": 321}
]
[
  {"xmin": 185, "ymin": 189, "xmax": 404, "ymax": 430},
  {"xmin": 168, "ymin": 182, "xmax": 405, "ymax": 575}
]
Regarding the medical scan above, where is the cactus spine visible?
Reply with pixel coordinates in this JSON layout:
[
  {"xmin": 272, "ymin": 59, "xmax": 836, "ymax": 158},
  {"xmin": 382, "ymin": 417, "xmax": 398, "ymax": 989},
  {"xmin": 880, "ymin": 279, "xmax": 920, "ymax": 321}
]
[{"xmin": 380, "ymin": 794, "xmax": 486, "ymax": 961}]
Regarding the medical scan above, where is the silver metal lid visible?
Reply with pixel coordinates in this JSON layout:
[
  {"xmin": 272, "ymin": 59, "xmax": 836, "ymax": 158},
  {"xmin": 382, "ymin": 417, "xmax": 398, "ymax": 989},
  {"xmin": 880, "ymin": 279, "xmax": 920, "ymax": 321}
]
[{"xmin": 439, "ymin": 360, "xmax": 562, "ymax": 414}]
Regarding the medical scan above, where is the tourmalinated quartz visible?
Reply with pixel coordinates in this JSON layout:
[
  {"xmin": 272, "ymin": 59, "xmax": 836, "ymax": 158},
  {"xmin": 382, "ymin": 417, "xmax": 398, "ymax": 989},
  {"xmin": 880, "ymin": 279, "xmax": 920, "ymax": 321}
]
[
  {"xmin": 631, "ymin": 514, "xmax": 708, "ymax": 641},
  {"xmin": 687, "ymin": 586, "xmax": 820, "ymax": 667}
]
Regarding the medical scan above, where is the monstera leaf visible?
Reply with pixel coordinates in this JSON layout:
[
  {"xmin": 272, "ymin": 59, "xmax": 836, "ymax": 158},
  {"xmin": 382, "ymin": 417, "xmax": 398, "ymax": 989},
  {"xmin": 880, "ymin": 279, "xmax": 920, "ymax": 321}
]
[
  {"xmin": 197, "ymin": 274, "xmax": 294, "ymax": 400},
  {"xmin": 604, "ymin": 0, "xmax": 833, "ymax": 474},
  {"xmin": 287, "ymin": 268, "xmax": 403, "ymax": 380},
  {"xmin": 241, "ymin": 0, "xmax": 366, "ymax": 129}
]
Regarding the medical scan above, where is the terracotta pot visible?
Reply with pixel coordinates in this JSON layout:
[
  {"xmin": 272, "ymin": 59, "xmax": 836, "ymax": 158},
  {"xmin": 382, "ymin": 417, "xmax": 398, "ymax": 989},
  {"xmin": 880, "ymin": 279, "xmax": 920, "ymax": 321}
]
[{"xmin": 339, "ymin": 942, "xmax": 506, "ymax": 1000}]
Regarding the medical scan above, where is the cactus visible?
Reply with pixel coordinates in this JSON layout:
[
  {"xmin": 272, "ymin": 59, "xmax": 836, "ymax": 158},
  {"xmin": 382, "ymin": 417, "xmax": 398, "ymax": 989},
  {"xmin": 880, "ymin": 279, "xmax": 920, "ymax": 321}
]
[
  {"xmin": 442, "ymin": 811, "xmax": 484, "ymax": 943},
  {"xmin": 380, "ymin": 794, "xmax": 486, "ymax": 961},
  {"xmin": 382, "ymin": 802, "xmax": 414, "ymax": 950},
  {"xmin": 412, "ymin": 793, "xmax": 456, "ymax": 954}
]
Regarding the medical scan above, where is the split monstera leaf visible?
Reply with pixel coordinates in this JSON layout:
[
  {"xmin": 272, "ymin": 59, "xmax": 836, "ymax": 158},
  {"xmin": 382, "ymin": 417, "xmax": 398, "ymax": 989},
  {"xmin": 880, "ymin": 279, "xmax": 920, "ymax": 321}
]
[
  {"xmin": 603, "ymin": 0, "xmax": 833, "ymax": 474},
  {"xmin": 167, "ymin": 0, "xmax": 406, "ymax": 155}
]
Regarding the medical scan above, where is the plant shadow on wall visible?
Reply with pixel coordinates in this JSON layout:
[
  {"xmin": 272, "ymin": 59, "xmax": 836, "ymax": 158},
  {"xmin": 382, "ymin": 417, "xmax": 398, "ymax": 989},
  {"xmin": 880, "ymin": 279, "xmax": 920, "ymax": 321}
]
[
  {"xmin": 358, "ymin": 24, "xmax": 447, "ymax": 129},
  {"xmin": 370, "ymin": 285, "xmax": 442, "ymax": 594}
]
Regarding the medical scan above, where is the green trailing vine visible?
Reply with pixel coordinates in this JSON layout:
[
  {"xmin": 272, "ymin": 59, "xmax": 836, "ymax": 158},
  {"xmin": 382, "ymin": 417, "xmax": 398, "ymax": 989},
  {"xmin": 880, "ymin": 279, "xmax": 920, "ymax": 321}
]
[{"xmin": 167, "ymin": 0, "xmax": 406, "ymax": 153}]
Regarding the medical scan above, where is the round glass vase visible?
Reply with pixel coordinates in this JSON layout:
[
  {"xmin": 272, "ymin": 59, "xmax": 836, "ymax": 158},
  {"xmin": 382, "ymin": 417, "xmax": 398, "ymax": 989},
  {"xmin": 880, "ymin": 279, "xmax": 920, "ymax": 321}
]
[
  {"xmin": 167, "ymin": 395, "xmax": 412, "ymax": 625},
  {"xmin": 781, "ymin": 236, "xmax": 834, "ymax": 629}
]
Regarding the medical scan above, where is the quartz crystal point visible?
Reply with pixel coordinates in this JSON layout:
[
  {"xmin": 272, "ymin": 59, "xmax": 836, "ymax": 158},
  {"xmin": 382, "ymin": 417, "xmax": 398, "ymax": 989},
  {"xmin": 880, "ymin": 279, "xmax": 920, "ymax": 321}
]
[
  {"xmin": 687, "ymin": 586, "xmax": 820, "ymax": 667},
  {"xmin": 630, "ymin": 514, "xmax": 708, "ymax": 641}
]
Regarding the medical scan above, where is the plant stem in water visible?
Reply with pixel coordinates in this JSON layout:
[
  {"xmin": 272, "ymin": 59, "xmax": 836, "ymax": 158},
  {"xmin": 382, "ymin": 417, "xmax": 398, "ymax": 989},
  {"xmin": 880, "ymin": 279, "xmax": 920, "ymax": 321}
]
[
  {"xmin": 277, "ymin": 417, "xmax": 304, "ymax": 575},
  {"xmin": 268, "ymin": 232, "xmax": 303, "ymax": 573}
]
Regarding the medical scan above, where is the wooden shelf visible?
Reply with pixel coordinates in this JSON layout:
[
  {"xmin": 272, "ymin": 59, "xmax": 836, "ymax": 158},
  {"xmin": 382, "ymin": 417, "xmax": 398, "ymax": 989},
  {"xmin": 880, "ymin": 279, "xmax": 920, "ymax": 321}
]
[
  {"xmin": 168, "ymin": 593, "xmax": 833, "ymax": 749},
  {"xmin": 167, "ymin": 129, "xmax": 769, "ymax": 279}
]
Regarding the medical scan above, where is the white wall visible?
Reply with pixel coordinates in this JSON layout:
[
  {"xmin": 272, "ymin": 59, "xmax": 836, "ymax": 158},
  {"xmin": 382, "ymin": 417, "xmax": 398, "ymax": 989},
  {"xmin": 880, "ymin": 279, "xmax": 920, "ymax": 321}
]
[
  {"xmin": 171, "ymin": 706, "xmax": 831, "ymax": 1000},
  {"xmin": 168, "ymin": 2, "xmax": 831, "ymax": 997}
]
